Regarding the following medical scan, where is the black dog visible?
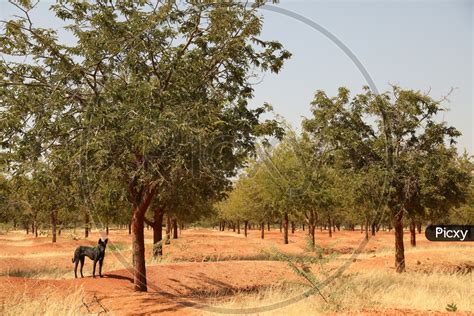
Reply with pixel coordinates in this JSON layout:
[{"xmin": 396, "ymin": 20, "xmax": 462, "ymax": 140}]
[{"xmin": 72, "ymin": 238, "xmax": 108, "ymax": 278}]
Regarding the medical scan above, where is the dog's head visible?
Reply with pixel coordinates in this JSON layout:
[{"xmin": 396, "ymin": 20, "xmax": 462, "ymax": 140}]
[{"xmin": 98, "ymin": 238, "xmax": 108, "ymax": 252}]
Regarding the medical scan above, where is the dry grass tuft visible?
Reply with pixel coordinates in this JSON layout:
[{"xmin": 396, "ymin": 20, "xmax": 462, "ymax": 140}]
[
  {"xmin": 1, "ymin": 267, "xmax": 73, "ymax": 279},
  {"xmin": 0, "ymin": 287, "xmax": 86, "ymax": 316},
  {"xmin": 208, "ymin": 270, "xmax": 474, "ymax": 314}
]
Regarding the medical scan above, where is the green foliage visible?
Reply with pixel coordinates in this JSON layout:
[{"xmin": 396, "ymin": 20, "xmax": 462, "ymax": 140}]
[{"xmin": 0, "ymin": 0, "xmax": 290, "ymax": 233}]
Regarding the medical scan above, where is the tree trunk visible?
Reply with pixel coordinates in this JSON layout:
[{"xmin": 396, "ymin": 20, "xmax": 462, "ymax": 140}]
[
  {"xmin": 232, "ymin": 223, "xmax": 236, "ymax": 232},
  {"xmin": 128, "ymin": 222, "xmax": 131, "ymax": 235},
  {"xmin": 84, "ymin": 213, "xmax": 89, "ymax": 238},
  {"xmin": 309, "ymin": 223, "xmax": 316, "ymax": 248},
  {"xmin": 106, "ymin": 224, "xmax": 109, "ymax": 236},
  {"xmin": 131, "ymin": 207, "xmax": 146, "ymax": 291},
  {"xmin": 410, "ymin": 219, "xmax": 416, "ymax": 247},
  {"xmin": 244, "ymin": 220, "xmax": 248, "ymax": 237},
  {"xmin": 51, "ymin": 211, "xmax": 57, "ymax": 243},
  {"xmin": 302, "ymin": 222, "xmax": 305, "ymax": 231},
  {"xmin": 31, "ymin": 219, "xmax": 38, "ymax": 237},
  {"xmin": 152, "ymin": 208, "xmax": 164, "ymax": 257},
  {"xmin": 416, "ymin": 222, "xmax": 422, "ymax": 234},
  {"xmin": 267, "ymin": 221, "xmax": 270, "ymax": 231},
  {"xmin": 172, "ymin": 219, "xmax": 178, "ymax": 239},
  {"xmin": 328, "ymin": 217, "xmax": 332, "ymax": 238},
  {"xmin": 260, "ymin": 222, "xmax": 264, "ymax": 239},
  {"xmin": 283, "ymin": 212, "xmax": 289, "ymax": 244},
  {"xmin": 130, "ymin": 188, "xmax": 156, "ymax": 292},
  {"xmin": 393, "ymin": 211, "xmax": 406, "ymax": 272},
  {"xmin": 237, "ymin": 220, "xmax": 240, "ymax": 234},
  {"xmin": 365, "ymin": 219, "xmax": 369, "ymax": 241},
  {"xmin": 279, "ymin": 221, "xmax": 282, "ymax": 233},
  {"xmin": 165, "ymin": 215, "xmax": 171, "ymax": 244},
  {"xmin": 291, "ymin": 221, "xmax": 295, "ymax": 234}
]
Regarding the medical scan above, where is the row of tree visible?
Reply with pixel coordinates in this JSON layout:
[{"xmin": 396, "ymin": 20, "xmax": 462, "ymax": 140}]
[{"xmin": 215, "ymin": 86, "xmax": 473, "ymax": 273}]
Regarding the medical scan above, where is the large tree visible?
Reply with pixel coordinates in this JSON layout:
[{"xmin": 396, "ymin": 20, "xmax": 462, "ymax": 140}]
[
  {"xmin": 1, "ymin": 0, "xmax": 289, "ymax": 291},
  {"xmin": 305, "ymin": 86, "xmax": 466, "ymax": 272}
]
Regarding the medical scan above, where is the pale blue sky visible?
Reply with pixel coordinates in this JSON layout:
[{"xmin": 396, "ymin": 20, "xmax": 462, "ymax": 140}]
[
  {"xmin": 1, "ymin": 0, "xmax": 472, "ymax": 153},
  {"xmin": 253, "ymin": 0, "xmax": 473, "ymax": 153}
]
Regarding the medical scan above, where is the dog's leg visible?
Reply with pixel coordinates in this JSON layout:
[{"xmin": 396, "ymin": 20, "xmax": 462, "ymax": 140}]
[
  {"xmin": 80, "ymin": 257, "xmax": 85, "ymax": 278},
  {"xmin": 74, "ymin": 258, "xmax": 78, "ymax": 279},
  {"xmin": 99, "ymin": 258, "xmax": 104, "ymax": 278},
  {"xmin": 93, "ymin": 259, "xmax": 97, "ymax": 278}
]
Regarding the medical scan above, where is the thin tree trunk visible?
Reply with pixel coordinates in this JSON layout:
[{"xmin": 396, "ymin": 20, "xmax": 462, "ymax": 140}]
[
  {"xmin": 291, "ymin": 221, "xmax": 295, "ymax": 234},
  {"xmin": 165, "ymin": 215, "xmax": 171, "ymax": 244},
  {"xmin": 237, "ymin": 220, "xmax": 240, "ymax": 234},
  {"xmin": 365, "ymin": 218, "xmax": 369, "ymax": 241},
  {"xmin": 128, "ymin": 222, "xmax": 131, "ymax": 235},
  {"xmin": 302, "ymin": 222, "xmax": 305, "ymax": 231},
  {"xmin": 84, "ymin": 212, "xmax": 89, "ymax": 238},
  {"xmin": 416, "ymin": 222, "xmax": 422, "ymax": 234},
  {"xmin": 309, "ymin": 224, "xmax": 315, "ymax": 248},
  {"xmin": 106, "ymin": 224, "xmax": 109, "ymax": 236},
  {"xmin": 328, "ymin": 217, "xmax": 332, "ymax": 238},
  {"xmin": 244, "ymin": 220, "xmax": 248, "ymax": 237},
  {"xmin": 394, "ymin": 211, "xmax": 406, "ymax": 272},
  {"xmin": 260, "ymin": 222, "xmax": 264, "ymax": 239},
  {"xmin": 279, "ymin": 221, "xmax": 282, "ymax": 233},
  {"xmin": 51, "ymin": 211, "xmax": 57, "ymax": 243},
  {"xmin": 267, "ymin": 221, "xmax": 270, "ymax": 231},
  {"xmin": 371, "ymin": 221, "xmax": 376, "ymax": 236},
  {"xmin": 283, "ymin": 212, "xmax": 289, "ymax": 244},
  {"xmin": 152, "ymin": 208, "xmax": 164, "ymax": 257},
  {"xmin": 172, "ymin": 219, "xmax": 178, "ymax": 239},
  {"xmin": 410, "ymin": 218, "xmax": 416, "ymax": 247}
]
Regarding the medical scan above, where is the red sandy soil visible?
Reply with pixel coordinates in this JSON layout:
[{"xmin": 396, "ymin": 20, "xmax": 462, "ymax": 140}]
[{"xmin": 0, "ymin": 227, "xmax": 473, "ymax": 315}]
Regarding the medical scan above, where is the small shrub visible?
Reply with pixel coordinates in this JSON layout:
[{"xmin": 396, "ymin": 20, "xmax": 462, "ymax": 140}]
[{"xmin": 446, "ymin": 303, "xmax": 458, "ymax": 312}]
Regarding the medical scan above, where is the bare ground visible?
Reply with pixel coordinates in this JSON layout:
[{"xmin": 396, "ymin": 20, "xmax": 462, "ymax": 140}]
[{"xmin": 0, "ymin": 227, "xmax": 473, "ymax": 315}]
